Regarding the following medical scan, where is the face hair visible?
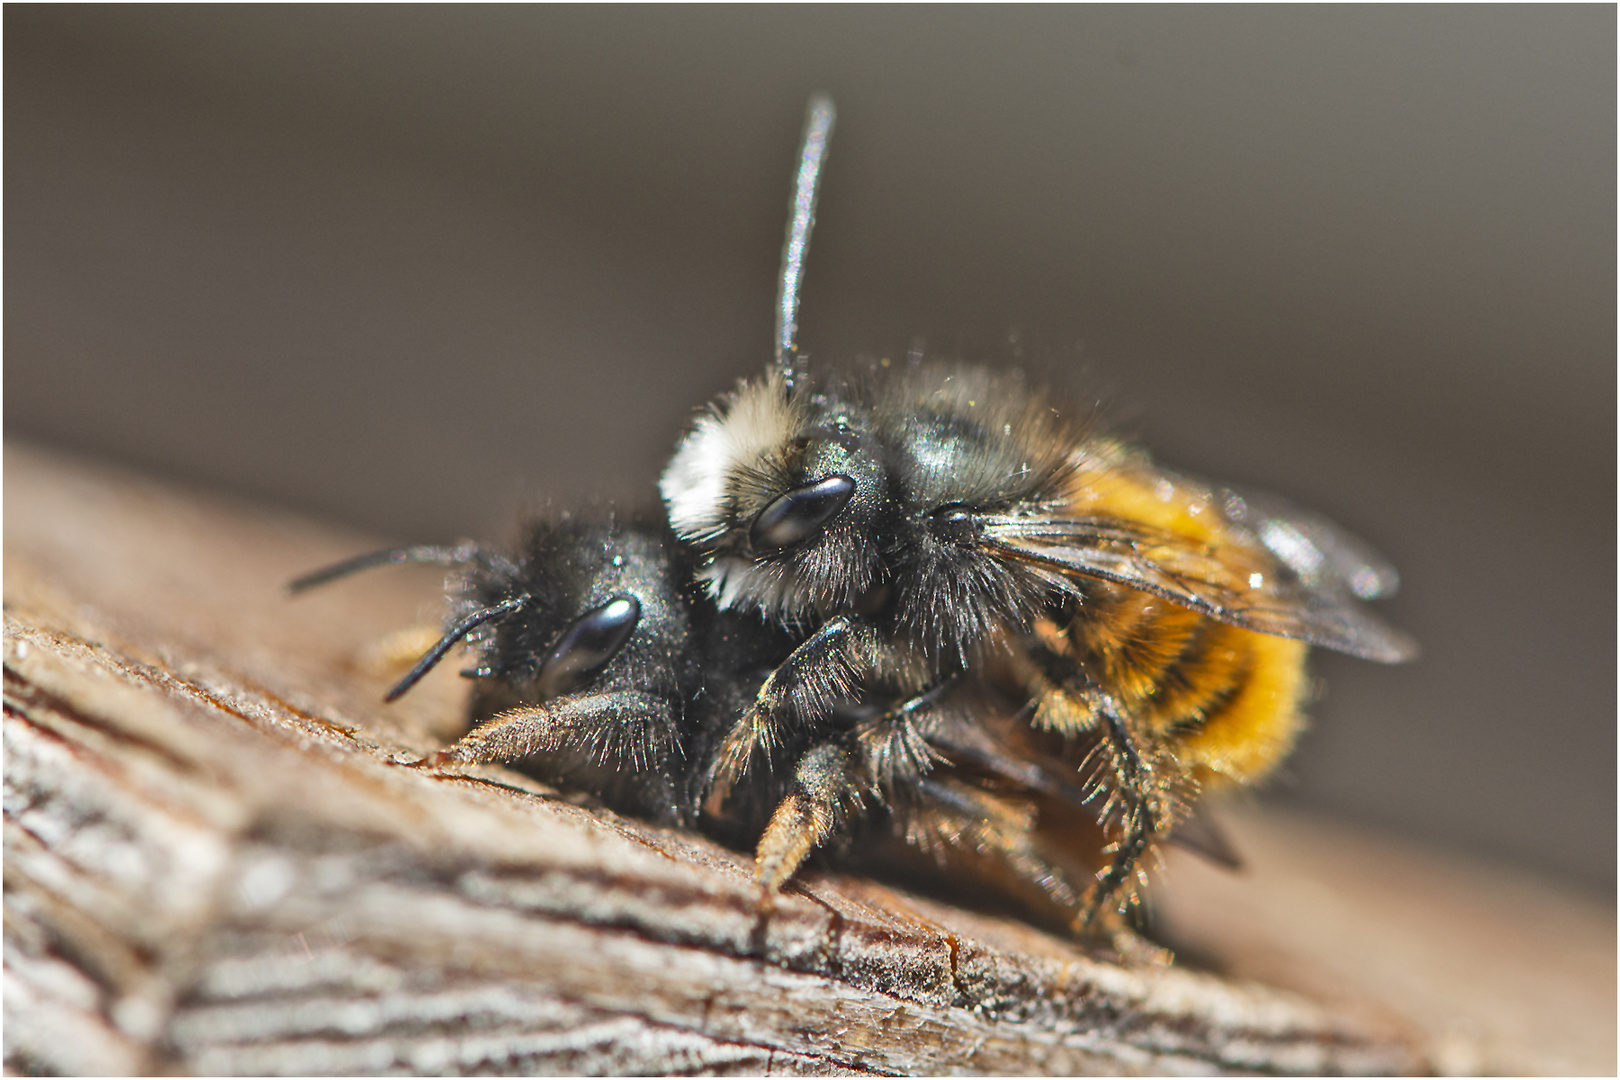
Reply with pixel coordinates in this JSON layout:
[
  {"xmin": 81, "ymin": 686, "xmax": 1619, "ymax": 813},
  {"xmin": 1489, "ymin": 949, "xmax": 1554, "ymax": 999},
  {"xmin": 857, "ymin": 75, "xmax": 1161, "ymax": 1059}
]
[{"xmin": 661, "ymin": 367, "xmax": 805, "ymax": 545}]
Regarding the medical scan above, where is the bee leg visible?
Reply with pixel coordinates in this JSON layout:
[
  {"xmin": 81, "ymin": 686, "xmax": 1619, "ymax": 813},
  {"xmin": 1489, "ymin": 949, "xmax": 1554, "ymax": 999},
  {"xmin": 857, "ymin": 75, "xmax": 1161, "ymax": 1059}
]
[
  {"xmin": 930, "ymin": 725, "xmax": 1094, "ymax": 807},
  {"xmin": 1079, "ymin": 709, "xmax": 1164, "ymax": 933},
  {"xmin": 705, "ymin": 615, "xmax": 866, "ymax": 812},
  {"xmin": 1085, "ymin": 829, "xmax": 1151, "ymax": 923},
  {"xmin": 878, "ymin": 673, "xmax": 959, "ymax": 726},
  {"xmin": 754, "ymin": 742, "xmax": 861, "ymax": 894},
  {"xmin": 853, "ymin": 677, "xmax": 958, "ymax": 798},
  {"xmin": 421, "ymin": 691, "xmax": 675, "ymax": 771},
  {"xmin": 907, "ymin": 777, "xmax": 1085, "ymax": 912}
]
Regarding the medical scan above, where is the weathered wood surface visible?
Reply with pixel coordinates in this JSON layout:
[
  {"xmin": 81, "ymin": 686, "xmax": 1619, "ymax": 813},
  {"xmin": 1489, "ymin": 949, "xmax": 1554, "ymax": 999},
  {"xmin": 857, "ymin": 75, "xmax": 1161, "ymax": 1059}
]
[{"xmin": 4, "ymin": 442, "xmax": 1611, "ymax": 1075}]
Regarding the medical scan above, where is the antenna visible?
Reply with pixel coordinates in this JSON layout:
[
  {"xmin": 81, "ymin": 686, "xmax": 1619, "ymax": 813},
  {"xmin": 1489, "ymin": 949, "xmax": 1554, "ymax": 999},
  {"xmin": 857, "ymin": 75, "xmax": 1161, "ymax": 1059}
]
[{"xmin": 775, "ymin": 94, "xmax": 835, "ymax": 373}]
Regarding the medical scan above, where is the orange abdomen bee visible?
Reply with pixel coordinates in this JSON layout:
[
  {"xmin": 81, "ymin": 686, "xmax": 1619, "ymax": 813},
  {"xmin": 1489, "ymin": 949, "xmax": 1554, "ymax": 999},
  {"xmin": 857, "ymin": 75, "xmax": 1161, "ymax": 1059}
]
[{"xmin": 664, "ymin": 360, "xmax": 1415, "ymax": 942}]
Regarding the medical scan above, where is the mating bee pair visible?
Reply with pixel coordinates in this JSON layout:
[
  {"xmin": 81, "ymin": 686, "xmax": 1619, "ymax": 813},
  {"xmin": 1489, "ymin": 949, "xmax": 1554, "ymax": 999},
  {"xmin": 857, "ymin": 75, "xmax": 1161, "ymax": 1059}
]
[{"xmin": 293, "ymin": 98, "xmax": 1413, "ymax": 950}]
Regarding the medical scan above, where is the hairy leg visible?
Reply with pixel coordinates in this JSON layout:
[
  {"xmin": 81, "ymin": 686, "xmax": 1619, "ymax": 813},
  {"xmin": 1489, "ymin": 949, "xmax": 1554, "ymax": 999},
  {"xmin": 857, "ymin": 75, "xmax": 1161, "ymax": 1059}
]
[
  {"xmin": 423, "ymin": 690, "xmax": 675, "ymax": 772},
  {"xmin": 705, "ymin": 615, "xmax": 866, "ymax": 813}
]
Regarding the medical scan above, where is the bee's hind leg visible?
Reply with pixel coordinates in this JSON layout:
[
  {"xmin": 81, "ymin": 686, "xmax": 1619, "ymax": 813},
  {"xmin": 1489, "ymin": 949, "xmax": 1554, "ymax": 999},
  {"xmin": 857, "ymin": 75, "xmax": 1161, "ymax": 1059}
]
[
  {"xmin": 905, "ymin": 776, "xmax": 1087, "ymax": 908},
  {"xmin": 1074, "ymin": 710, "xmax": 1175, "ymax": 964}
]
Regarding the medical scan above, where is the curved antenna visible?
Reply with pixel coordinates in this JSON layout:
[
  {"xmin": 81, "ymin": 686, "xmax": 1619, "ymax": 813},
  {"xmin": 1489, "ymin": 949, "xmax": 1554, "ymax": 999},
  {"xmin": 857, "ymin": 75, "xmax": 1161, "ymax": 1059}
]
[
  {"xmin": 286, "ymin": 544, "xmax": 474, "ymax": 594},
  {"xmin": 775, "ymin": 94, "xmax": 836, "ymax": 375},
  {"xmin": 384, "ymin": 594, "xmax": 530, "ymax": 702}
]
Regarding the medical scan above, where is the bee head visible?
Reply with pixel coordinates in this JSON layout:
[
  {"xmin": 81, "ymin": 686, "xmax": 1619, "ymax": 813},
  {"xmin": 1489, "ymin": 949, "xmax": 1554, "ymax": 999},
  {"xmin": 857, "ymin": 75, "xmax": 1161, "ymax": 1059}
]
[
  {"xmin": 444, "ymin": 517, "xmax": 698, "ymax": 813},
  {"xmin": 461, "ymin": 518, "xmax": 692, "ymax": 705},
  {"xmin": 661, "ymin": 369, "xmax": 889, "ymax": 620}
]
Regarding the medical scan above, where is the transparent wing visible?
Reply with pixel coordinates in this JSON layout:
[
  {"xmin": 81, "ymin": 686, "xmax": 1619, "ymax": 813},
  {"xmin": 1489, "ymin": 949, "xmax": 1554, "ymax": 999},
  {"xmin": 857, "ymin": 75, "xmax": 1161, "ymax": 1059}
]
[
  {"xmin": 982, "ymin": 507, "xmax": 1417, "ymax": 664},
  {"xmin": 1205, "ymin": 479, "xmax": 1402, "ymax": 601}
]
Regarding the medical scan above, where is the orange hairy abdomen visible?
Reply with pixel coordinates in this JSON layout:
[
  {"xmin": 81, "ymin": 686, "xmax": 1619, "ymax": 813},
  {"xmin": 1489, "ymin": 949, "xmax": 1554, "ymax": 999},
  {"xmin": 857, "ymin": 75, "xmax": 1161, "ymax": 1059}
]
[{"xmin": 1069, "ymin": 583, "xmax": 1307, "ymax": 788}]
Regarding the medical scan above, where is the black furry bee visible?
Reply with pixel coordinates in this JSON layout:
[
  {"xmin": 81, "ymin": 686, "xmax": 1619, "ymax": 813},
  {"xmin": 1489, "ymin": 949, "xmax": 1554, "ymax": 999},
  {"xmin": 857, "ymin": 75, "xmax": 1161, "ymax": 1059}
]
[
  {"xmin": 658, "ymin": 97, "xmax": 1417, "ymax": 936},
  {"xmin": 290, "ymin": 513, "xmax": 709, "ymax": 823}
]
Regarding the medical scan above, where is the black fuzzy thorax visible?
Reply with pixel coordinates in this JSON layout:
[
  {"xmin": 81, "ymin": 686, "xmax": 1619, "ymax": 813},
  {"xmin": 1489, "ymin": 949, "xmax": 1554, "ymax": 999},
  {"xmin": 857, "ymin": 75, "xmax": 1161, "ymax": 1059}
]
[{"xmin": 796, "ymin": 363, "xmax": 1085, "ymax": 666}]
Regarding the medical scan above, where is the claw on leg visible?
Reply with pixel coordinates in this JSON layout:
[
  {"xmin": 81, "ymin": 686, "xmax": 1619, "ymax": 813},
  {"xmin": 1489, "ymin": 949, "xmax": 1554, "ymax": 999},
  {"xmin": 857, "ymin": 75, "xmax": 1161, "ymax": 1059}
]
[{"xmin": 704, "ymin": 703, "xmax": 773, "ymax": 816}]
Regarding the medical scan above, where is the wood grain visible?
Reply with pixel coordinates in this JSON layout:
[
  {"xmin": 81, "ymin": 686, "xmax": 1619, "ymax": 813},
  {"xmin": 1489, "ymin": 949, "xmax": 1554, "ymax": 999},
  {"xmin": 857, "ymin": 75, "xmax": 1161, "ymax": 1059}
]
[{"xmin": 4, "ymin": 442, "xmax": 1608, "ymax": 1075}]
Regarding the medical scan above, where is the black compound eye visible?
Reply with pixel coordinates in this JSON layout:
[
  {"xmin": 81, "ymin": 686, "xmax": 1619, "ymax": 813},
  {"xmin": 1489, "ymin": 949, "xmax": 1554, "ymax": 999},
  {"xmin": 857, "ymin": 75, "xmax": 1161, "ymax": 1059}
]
[
  {"xmin": 930, "ymin": 503, "xmax": 980, "ymax": 546},
  {"xmin": 749, "ymin": 474, "xmax": 856, "ymax": 552},
  {"xmin": 536, "ymin": 593, "xmax": 640, "ymax": 697}
]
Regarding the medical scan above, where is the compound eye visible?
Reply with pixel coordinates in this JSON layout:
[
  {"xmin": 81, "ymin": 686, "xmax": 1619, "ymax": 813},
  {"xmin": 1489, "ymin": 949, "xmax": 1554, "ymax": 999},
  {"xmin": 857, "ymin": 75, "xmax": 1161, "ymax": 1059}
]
[
  {"xmin": 536, "ymin": 594, "xmax": 640, "ymax": 697},
  {"xmin": 749, "ymin": 474, "xmax": 856, "ymax": 551},
  {"xmin": 930, "ymin": 503, "xmax": 980, "ymax": 546}
]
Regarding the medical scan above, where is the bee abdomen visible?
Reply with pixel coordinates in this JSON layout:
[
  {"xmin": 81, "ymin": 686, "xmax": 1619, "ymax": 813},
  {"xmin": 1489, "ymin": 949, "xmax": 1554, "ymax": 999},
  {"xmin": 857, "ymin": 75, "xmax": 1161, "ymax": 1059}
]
[{"xmin": 1069, "ymin": 584, "xmax": 1307, "ymax": 787}]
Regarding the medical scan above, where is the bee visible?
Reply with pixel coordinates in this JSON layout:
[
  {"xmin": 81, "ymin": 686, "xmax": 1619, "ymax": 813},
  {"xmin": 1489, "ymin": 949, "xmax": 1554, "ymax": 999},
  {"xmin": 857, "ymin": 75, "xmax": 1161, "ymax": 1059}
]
[
  {"xmin": 291, "ymin": 513, "xmax": 1111, "ymax": 934},
  {"xmin": 289, "ymin": 512, "xmax": 709, "ymax": 824},
  {"xmin": 659, "ymin": 97, "xmax": 1418, "ymax": 937}
]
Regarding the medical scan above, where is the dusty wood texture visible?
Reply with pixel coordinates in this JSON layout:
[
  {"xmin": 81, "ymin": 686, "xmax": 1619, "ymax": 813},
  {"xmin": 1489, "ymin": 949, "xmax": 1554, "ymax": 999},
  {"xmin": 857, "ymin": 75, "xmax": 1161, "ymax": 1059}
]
[{"xmin": 3, "ymin": 443, "xmax": 1610, "ymax": 1076}]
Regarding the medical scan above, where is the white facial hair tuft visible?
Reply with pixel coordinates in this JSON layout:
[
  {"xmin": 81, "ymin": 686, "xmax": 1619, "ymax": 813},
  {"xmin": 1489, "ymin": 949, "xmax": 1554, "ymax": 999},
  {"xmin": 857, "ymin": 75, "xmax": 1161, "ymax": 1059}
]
[{"xmin": 660, "ymin": 371, "xmax": 801, "ymax": 541}]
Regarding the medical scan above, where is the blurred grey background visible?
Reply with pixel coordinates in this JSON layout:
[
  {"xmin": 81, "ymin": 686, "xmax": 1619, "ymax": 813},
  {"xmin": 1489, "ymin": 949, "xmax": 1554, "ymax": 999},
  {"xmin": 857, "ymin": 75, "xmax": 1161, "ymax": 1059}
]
[{"xmin": 7, "ymin": 8, "xmax": 1613, "ymax": 892}]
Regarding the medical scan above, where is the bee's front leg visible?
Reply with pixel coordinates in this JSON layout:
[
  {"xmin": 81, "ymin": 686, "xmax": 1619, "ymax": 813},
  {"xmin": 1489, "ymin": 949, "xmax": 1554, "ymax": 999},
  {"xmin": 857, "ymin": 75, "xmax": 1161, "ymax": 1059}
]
[
  {"xmin": 851, "ymin": 674, "xmax": 958, "ymax": 796},
  {"xmin": 750, "ymin": 678, "xmax": 960, "ymax": 895},
  {"xmin": 420, "ymin": 691, "xmax": 675, "ymax": 771},
  {"xmin": 704, "ymin": 615, "xmax": 871, "ymax": 812}
]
